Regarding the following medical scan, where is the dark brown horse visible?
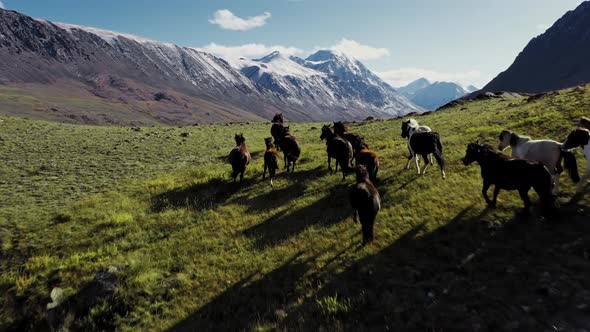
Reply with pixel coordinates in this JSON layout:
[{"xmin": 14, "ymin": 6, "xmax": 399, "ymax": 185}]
[
  {"xmin": 271, "ymin": 113, "xmax": 284, "ymax": 151},
  {"xmin": 278, "ymin": 126, "xmax": 301, "ymax": 173},
  {"xmin": 263, "ymin": 137, "xmax": 280, "ymax": 187},
  {"xmin": 320, "ymin": 124, "xmax": 354, "ymax": 180},
  {"xmin": 579, "ymin": 116, "xmax": 590, "ymax": 130},
  {"xmin": 355, "ymin": 146, "xmax": 380, "ymax": 182},
  {"xmin": 228, "ymin": 133, "xmax": 251, "ymax": 184},
  {"xmin": 350, "ymin": 165, "xmax": 381, "ymax": 245},
  {"xmin": 462, "ymin": 142, "xmax": 556, "ymax": 214},
  {"xmin": 333, "ymin": 121, "xmax": 366, "ymax": 154}
]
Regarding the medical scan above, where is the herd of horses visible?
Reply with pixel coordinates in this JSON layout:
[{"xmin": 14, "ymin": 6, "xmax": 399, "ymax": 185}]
[{"xmin": 229, "ymin": 113, "xmax": 590, "ymax": 245}]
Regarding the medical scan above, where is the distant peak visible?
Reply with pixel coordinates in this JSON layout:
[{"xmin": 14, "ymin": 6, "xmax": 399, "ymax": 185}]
[
  {"xmin": 306, "ymin": 50, "xmax": 341, "ymax": 62},
  {"xmin": 255, "ymin": 51, "xmax": 286, "ymax": 63}
]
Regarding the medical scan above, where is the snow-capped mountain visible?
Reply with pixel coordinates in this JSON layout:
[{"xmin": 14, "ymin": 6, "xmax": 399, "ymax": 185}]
[
  {"xmin": 398, "ymin": 78, "xmax": 476, "ymax": 111},
  {"xmin": 0, "ymin": 8, "xmax": 422, "ymax": 124}
]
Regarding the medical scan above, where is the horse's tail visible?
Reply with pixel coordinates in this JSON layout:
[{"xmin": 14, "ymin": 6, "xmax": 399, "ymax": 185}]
[
  {"xmin": 432, "ymin": 133, "xmax": 446, "ymax": 171},
  {"xmin": 561, "ymin": 149, "xmax": 580, "ymax": 183}
]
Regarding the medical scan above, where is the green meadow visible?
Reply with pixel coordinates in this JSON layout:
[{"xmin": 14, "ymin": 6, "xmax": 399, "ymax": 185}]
[{"xmin": 1, "ymin": 85, "xmax": 590, "ymax": 331}]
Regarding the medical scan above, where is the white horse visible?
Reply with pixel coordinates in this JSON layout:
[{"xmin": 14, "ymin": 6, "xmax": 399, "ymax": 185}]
[
  {"xmin": 562, "ymin": 128, "xmax": 590, "ymax": 194},
  {"xmin": 498, "ymin": 129, "xmax": 579, "ymax": 195},
  {"xmin": 401, "ymin": 118, "xmax": 432, "ymax": 173}
]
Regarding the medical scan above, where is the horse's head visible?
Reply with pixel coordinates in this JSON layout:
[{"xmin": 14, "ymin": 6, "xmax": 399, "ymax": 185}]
[
  {"xmin": 578, "ymin": 116, "xmax": 590, "ymax": 130},
  {"xmin": 354, "ymin": 165, "xmax": 369, "ymax": 183},
  {"xmin": 264, "ymin": 137, "xmax": 273, "ymax": 148},
  {"xmin": 272, "ymin": 113, "xmax": 284, "ymax": 124},
  {"xmin": 320, "ymin": 124, "xmax": 332, "ymax": 140},
  {"xmin": 462, "ymin": 142, "xmax": 484, "ymax": 165},
  {"xmin": 497, "ymin": 130, "xmax": 517, "ymax": 151},
  {"xmin": 563, "ymin": 128, "xmax": 590, "ymax": 150},
  {"xmin": 282, "ymin": 125, "xmax": 291, "ymax": 136},
  {"xmin": 234, "ymin": 133, "xmax": 246, "ymax": 145},
  {"xmin": 401, "ymin": 119, "xmax": 418, "ymax": 138},
  {"xmin": 333, "ymin": 121, "xmax": 346, "ymax": 136}
]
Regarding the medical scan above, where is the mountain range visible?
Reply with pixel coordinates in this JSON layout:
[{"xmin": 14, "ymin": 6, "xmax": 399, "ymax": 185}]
[
  {"xmin": 0, "ymin": 8, "xmax": 422, "ymax": 125},
  {"xmin": 397, "ymin": 78, "xmax": 477, "ymax": 111},
  {"xmin": 481, "ymin": 1, "xmax": 590, "ymax": 93}
]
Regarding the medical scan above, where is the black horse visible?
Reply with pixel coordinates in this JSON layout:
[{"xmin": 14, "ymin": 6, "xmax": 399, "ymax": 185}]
[
  {"xmin": 408, "ymin": 131, "xmax": 446, "ymax": 178},
  {"xmin": 271, "ymin": 113, "xmax": 284, "ymax": 151},
  {"xmin": 462, "ymin": 142, "xmax": 557, "ymax": 214},
  {"xmin": 320, "ymin": 124, "xmax": 354, "ymax": 180}
]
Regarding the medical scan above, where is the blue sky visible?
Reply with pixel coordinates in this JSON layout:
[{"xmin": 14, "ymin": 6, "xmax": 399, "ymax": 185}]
[{"xmin": 1, "ymin": 0, "xmax": 586, "ymax": 87}]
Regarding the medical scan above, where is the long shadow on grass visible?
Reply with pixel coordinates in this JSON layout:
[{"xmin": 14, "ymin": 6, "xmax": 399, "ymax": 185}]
[
  {"xmin": 164, "ymin": 200, "xmax": 590, "ymax": 331},
  {"xmin": 283, "ymin": 203, "xmax": 590, "ymax": 331},
  {"xmin": 168, "ymin": 251, "xmax": 315, "ymax": 331},
  {"xmin": 151, "ymin": 177, "xmax": 247, "ymax": 212},
  {"xmin": 243, "ymin": 182, "xmax": 351, "ymax": 249}
]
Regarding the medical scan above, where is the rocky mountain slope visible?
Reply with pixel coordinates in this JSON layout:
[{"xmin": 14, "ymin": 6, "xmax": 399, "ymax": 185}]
[{"xmin": 481, "ymin": 1, "xmax": 590, "ymax": 93}]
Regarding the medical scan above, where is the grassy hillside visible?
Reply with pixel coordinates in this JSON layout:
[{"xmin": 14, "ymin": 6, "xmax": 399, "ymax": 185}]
[{"xmin": 1, "ymin": 85, "xmax": 590, "ymax": 331}]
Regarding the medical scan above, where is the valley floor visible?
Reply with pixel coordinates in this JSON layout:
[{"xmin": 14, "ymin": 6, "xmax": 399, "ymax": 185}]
[{"xmin": 1, "ymin": 85, "xmax": 590, "ymax": 331}]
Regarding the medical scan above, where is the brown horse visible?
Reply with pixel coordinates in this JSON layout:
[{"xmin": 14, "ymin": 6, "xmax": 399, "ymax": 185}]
[
  {"xmin": 350, "ymin": 165, "xmax": 381, "ymax": 245},
  {"xmin": 228, "ymin": 133, "xmax": 251, "ymax": 184},
  {"xmin": 278, "ymin": 126, "xmax": 301, "ymax": 173},
  {"xmin": 263, "ymin": 137, "xmax": 280, "ymax": 187},
  {"xmin": 355, "ymin": 146, "xmax": 380, "ymax": 182},
  {"xmin": 271, "ymin": 113, "xmax": 284, "ymax": 151},
  {"xmin": 320, "ymin": 124, "xmax": 354, "ymax": 180},
  {"xmin": 333, "ymin": 121, "xmax": 366, "ymax": 155},
  {"xmin": 462, "ymin": 142, "xmax": 556, "ymax": 214}
]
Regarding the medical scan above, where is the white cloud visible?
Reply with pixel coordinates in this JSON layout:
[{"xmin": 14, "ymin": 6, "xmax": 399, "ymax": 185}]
[
  {"xmin": 0, "ymin": 1, "xmax": 5, "ymax": 9},
  {"xmin": 209, "ymin": 9, "xmax": 271, "ymax": 31},
  {"xmin": 329, "ymin": 38, "xmax": 390, "ymax": 60},
  {"xmin": 376, "ymin": 67, "xmax": 482, "ymax": 88},
  {"xmin": 197, "ymin": 42, "xmax": 303, "ymax": 63}
]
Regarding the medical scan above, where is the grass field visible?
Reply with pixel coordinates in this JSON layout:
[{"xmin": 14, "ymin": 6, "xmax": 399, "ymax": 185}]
[{"xmin": 1, "ymin": 85, "xmax": 590, "ymax": 331}]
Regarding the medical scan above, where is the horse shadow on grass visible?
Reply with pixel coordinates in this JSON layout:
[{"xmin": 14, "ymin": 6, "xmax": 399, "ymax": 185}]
[
  {"xmin": 283, "ymin": 203, "xmax": 590, "ymax": 331},
  {"xmin": 243, "ymin": 182, "xmax": 351, "ymax": 249},
  {"xmin": 167, "ymin": 201, "xmax": 590, "ymax": 331}
]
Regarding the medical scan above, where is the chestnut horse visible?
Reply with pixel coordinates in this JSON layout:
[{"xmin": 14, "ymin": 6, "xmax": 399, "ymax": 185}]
[
  {"xmin": 333, "ymin": 121, "xmax": 366, "ymax": 155},
  {"xmin": 278, "ymin": 126, "xmax": 301, "ymax": 173},
  {"xmin": 228, "ymin": 133, "xmax": 251, "ymax": 184},
  {"xmin": 350, "ymin": 165, "xmax": 381, "ymax": 245},
  {"xmin": 355, "ymin": 146, "xmax": 380, "ymax": 182},
  {"xmin": 263, "ymin": 137, "xmax": 280, "ymax": 187}
]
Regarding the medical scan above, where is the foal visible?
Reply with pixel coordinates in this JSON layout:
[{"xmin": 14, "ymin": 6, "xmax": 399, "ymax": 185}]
[
  {"xmin": 271, "ymin": 113, "xmax": 284, "ymax": 151},
  {"xmin": 320, "ymin": 124, "xmax": 354, "ymax": 180},
  {"xmin": 263, "ymin": 137, "xmax": 280, "ymax": 187},
  {"xmin": 354, "ymin": 145, "xmax": 380, "ymax": 182},
  {"xmin": 498, "ymin": 129, "xmax": 579, "ymax": 195},
  {"xmin": 278, "ymin": 126, "xmax": 301, "ymax": 173},
  {"xmin": 350, "ymin": 165, "xmax": 381, "ymax": 245},
  {"xmin": 228, "ymin": 133, "xmax": 251, "ymax": 184},
  {"xmin": 462, "ymin": 143, "xmax": 556, "ymax": 214},
  {"xmin": 562, "ymin": 128, "xmax": 590, "ymax": 194},
  {"xmin": 401, "ymin": 118, "xmax": 432, "ymax": 170}
]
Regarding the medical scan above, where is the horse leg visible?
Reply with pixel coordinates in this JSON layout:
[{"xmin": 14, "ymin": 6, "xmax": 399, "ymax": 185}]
[
  {"xmin": 492, "ymin": 186, "xmax": 501, "ymax": 207},
  {"xmin": 414, "ymin": 154, "xmax": 421, "ymax": 175},
  {"xmin": 518, "ymin": 188, "xmax": 531, "ymax": 214},
  {"xmin": 552, "ymin": 173, "xmax": 560, "ymax": 196},
  {"xmin": 284, "ymin": 155, "xmax": 288, "ymax": 171},
  {"xmin": 352, "ymin": 209, "xmax": 358, "ymax": 223},
  {"xmin": 328, "ymin": 155, "xmax": 333, "ymax": 172},
  {"xmin": 292, "ymin": 160, "xmax": 296, "ymax": 173},
  {"xmin": 421, "ymin": 153, "xmax": 430, "ymax": 175},
  {"xmin": 335, "ymin": 158, "xmax": 339, "ymax": 174},
  {"xmin": 482, "ymin": 181, "xmax": 493, "ymax": 206},
  {"xmin": 405, "ymin": 143, "xmax": 413, "ymax": 170},
  {"xmin": 263, "ymin": 163, "xmax": 267, "ymax": 180},
  {"xmin": 576, "ymin": 171, "xmax": 590, "ymax": 194}
]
